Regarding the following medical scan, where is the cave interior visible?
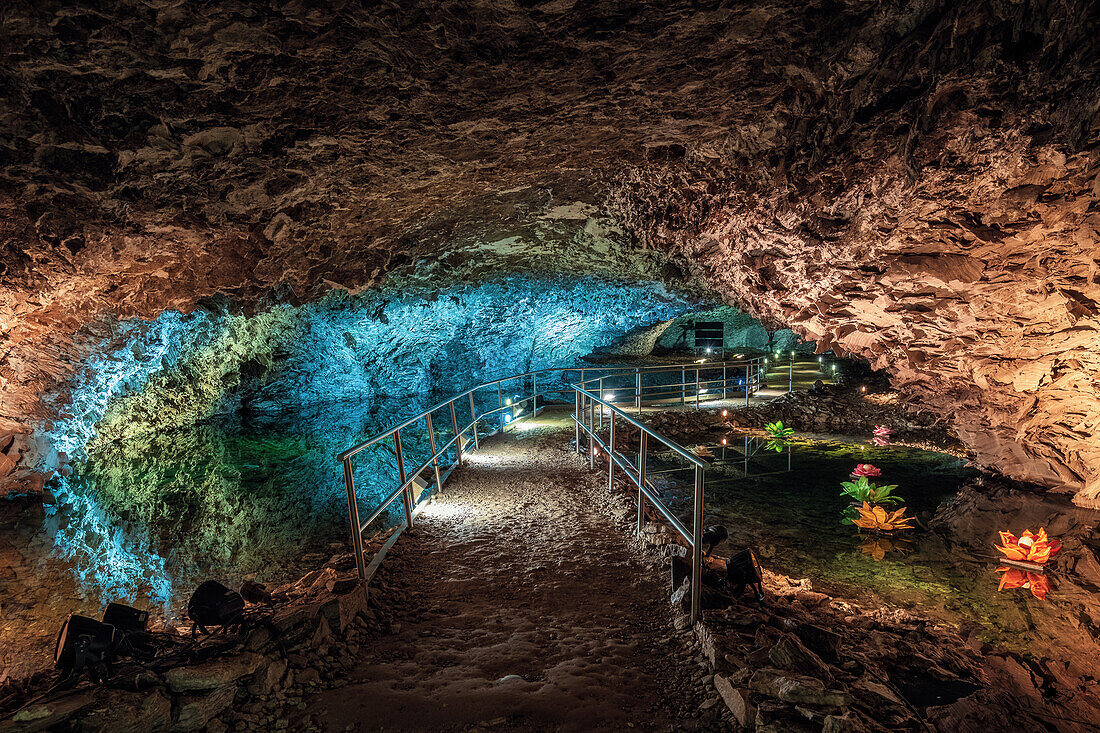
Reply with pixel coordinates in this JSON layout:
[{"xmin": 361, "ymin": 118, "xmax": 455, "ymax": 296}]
[{"xmin": 1, "ymin": 1, "xmax": 1099, "ymax": 732}]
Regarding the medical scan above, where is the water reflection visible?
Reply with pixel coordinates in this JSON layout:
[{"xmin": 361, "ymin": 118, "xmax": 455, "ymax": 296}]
[
  {"xmin": 690, "ymin": 435, "xmax": 1100, "ymax": 661},
  {"xmin": 857, "ymin": 535, "xmax": 911, "ymax": 561},
  {"xmin": 46, "ymin": 394, "xmax": 448, "ymax": 609}
]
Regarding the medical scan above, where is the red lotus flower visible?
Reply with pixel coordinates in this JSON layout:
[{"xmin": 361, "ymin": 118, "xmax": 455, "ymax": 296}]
[
  {"xmin": 872, "ymin": 425, "xmax": 893, "ymax": 446},
  {"xmin": 851, "ymin": 464, "xmax": 882, "ymax": 478},
  {"xmin": 995, "ymin": 528, "xmax": 1062, "ymax": 565},
  {"xmin": 996, "ymin": 567, "xmax": 1051, "ymax": 600}
]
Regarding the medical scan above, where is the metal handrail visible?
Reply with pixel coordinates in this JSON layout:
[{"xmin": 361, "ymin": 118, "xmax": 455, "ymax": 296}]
[{"xmin": 339, "ymin": 356, "xmax": 765, "ymax": 621}]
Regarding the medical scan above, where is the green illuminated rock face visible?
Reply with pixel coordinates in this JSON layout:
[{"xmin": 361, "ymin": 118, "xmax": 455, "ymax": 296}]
[{"xmin": 40, "ymin": 276, "xmax": 700, "ymax": 603}]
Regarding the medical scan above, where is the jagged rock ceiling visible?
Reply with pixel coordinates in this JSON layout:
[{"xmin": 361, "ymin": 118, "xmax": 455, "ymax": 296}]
[{"xmin": 1, "ymin": 1, "xmax": 1098, "ymax": 502}]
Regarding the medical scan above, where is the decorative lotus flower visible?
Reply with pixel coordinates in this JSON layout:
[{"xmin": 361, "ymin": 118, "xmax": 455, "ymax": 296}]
[
  {"xmin": 996, "ymin": 567, "xmax": 1051, "ymax": 600},
  {"xmin": 764, "ymin": 420, "xmax": 794, "ymax": 453},
  {"xmin": 692, "ymin": 444, "xmax": 714, "ymax": 458},
  {"xmin": 872, "ymin": 425, "xmax": 893, "ymax": 446},
  {"xmin": 851, "ymin": 502, "xmax": 915, "ymax": 532},
  {"xmin": 995, "ymin": 528, "xmax": 1062, "ymax": 565},
  {"xmin": 851, "ymin": 463, "xmax": 882, "ymax": 478},
  {"xmin": 840, "ymin": 476, "xmax": 902, "ymax": 508}
]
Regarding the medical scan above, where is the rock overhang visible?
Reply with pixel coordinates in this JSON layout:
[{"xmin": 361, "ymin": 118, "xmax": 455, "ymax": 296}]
[{"xmin": 0, "ymin": 0, "xmax": 1097, "ymax": 502}]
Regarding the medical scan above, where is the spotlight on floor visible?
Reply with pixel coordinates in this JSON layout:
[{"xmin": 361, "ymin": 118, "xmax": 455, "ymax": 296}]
[
  {"xmin": 727, "ymin": 548, "xmax": 764, "ymax": 601},
  {"xmin": 702, "ymin": 525, "xmax": 728, "ymax": 556},
  {"xmin": 54, "ymin": 614, "xmax": 119, "ymax": 681},
  {"xmin": 102, "ymin": 602, "xmax": 159, "ymax": 661},
  {"xmin": 240, "ymin": 579, "xmax": 272, "ymax": 605},
  {"xmin": 187, "ymin": 581, "xmax": 245, "ymax": 633},
  {"xmin": 102, "ymin": 602, "xmax": 148, "ymax": 634}
]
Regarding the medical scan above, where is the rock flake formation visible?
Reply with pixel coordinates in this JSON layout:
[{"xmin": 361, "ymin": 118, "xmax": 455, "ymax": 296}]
[{"xmin": 0, "ymin": 1, "xmax": 1098, "ymax": 501}]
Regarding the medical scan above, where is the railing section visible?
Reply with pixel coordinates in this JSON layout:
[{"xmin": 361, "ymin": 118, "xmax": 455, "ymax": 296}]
[{"xmin": 339, "ymin": 357, "xmax": 765, "ymax": 621}]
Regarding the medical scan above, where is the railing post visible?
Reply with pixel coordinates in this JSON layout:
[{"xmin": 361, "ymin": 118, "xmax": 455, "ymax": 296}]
[
  {"xmin": 449, "ymin": 401, "xmax": 462, "ymax": 466},
  {"xmin": 637, "ymin": 432, "xmax": 647, "ymax": 535},
  {"xmin": 497, "ymin": 381, "xmax": 504, "ymax": 432},
  {"xmin": 745, "ymin": 364, "xmax": 750, "ymax": 407},
  {"xmin": 691, "ymin": 463, "xmax": 704, "ymax": 625},
  {"xmin": 394, "ymin": 431, "xmax": 413, "ymax": 529},
  {"xmin": 533, "ymin": 372, "xmax": 538, "ymax": 416},
  {"xmin": 574, "ymin": 389, "xmax": 581, "ymax": 453},
  {"xmin": 608, "ymin": 410, "xmax": 616, "ymax": 492},
  {"xmin": 789, "ymin": 358, "xmax": 793, "ymax": 393},
  {"xmin": 598, "ymin": 377, "xmax": 605, "ymax": 430},
  {"xmin": 681, "ymin": 367, "xmax": 686, "ymax": 406},
  {"xmin": 588, "ymin": 394, "xmax": 596, "ymax": 469},
  {"xmin": 722, "ymin": 363, "xmax": 728, "ymax": 400},
  {"xmin": 695, "ymin": 368, "xmax": 700, "ymax": 409},
  {"xmin": 635, "ymin": 369, "xmax": 642, "ymax": 415},
  {"xmin": 469, "ymin": 391, "xmax": 479, "ymax": 449},
  {"xmin": 342, "ymin": 457, "xmax": 368, "ymax": 593},
  {"xmin": 426, "ymin": 414, "xmax": 443, "ymax": 495}
]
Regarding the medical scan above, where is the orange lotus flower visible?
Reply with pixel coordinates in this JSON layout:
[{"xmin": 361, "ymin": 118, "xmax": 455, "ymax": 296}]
[
  {"xmin": 995, "ymin": 528, "xmax": 1062, "ymax": 565},
  {"xmin": 852, "ymin": 502, "xmax": 915, "ymax": 532},
  {"xmin": 996, "ymin": 567, "xmax": 1051, "ymax": 600}
]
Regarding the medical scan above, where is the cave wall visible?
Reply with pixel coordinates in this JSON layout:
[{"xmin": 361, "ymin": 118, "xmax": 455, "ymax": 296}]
[
  {"xmin": 0, "ymin": 0, "xmax": 1097, "ymax": 502},
  {"xmin": 604, "ymin": 1, "xmax": 1100, "ymax": 503},
  {"xmin": 31, "ymin": 276, "xmax": 692, "ymax": 600}
]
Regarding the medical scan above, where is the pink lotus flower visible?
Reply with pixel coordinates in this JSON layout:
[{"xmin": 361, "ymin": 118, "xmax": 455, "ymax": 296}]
[
  {"xmin": 851, "ymin": 464, "xmax": 881, "ymax": 478},
  {"xmin": 872, "ymin": 425, "xmax": 893, "ymax": 446}
]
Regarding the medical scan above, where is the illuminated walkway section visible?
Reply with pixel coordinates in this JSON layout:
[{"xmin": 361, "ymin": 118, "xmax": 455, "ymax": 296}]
[{"xmin": 300, "ymin": 409, "xmax": 711, "ymax": 729}]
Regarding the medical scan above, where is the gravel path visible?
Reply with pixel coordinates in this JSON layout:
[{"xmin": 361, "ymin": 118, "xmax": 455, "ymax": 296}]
[{"xmin": 302, "ymin": 409, "xmax": 724, "ymax": 732}]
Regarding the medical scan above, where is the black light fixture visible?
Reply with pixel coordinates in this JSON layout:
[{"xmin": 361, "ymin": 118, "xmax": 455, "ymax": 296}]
[
  {"xmin": 187, "ymin": 581, "xmax": 245, "ymax": 633},
  {"xmin": 701, "ymin": 525, "xmax": 728, "ymax": 556},
  {"xmin": 54, "ymin": 614, "xmax": 120, "ymax": 682},
  {"xmin": 240, "ymin": 579, "xmax": 271, "ymax": 605},
  {"xmin": 102, "ymin": 602, "xmax": 148, "ymax": 634},
  {"xmin": 102, "ymin": 602, "xmax": 161, "ymax": 661},
  {"xmin": 726, "ymin": 548, "xmax": 764, "ymax": 601}
]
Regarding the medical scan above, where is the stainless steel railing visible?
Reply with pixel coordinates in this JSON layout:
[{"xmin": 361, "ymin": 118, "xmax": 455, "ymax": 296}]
[{"xmin": 339, "ymin": 357, "xmax": 764, "ymax": 620}]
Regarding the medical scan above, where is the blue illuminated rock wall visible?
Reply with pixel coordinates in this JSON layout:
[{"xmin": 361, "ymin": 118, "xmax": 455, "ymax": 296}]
[{"xmin": 39, "ymin": 276, "xmax": 696, "ymax": 605}]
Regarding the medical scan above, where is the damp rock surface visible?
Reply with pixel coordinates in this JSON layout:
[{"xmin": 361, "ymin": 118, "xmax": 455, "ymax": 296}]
[
  {"xmin": 0, "ymin": 0, "xmax": 1096, "ymax": 505},
  {"xmin": 299, "ymin": 411, "xmax": 725, "ymax": 731}
]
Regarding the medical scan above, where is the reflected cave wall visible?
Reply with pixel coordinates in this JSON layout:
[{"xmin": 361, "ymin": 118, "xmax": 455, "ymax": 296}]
[{"xmin": 34, "ymin": 276, "xmax": 697, "ymax": 604}]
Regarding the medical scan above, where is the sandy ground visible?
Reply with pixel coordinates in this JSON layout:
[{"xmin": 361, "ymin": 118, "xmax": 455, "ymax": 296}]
[{"xmin": 300, "ymin": 410, "xmax": 726, "ymax": 732}]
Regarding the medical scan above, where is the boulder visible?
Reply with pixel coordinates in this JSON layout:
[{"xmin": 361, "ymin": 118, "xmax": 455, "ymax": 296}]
[
  {"xmin": 165, "ymin": 653, "xmax": 264, "ymax": 693},
  {"xmin": 72, "ymin": 689, "xmax": 171, "ymax": 732},
  {"xmin": 768, "ymin": 633, "xmax": 832, "ymax": 679},
  {"xmin": 3, "ymin": 691, "xmax": 97, "ymax": 732},
  {"xmin": 246, "ymin": 657, "xmax": 288, "ymax": 696},
  {"xmin": 171, "ymin": 686, "xmax": 235, "ymax": 733},
  {"xmin": 713, "ymin": 673, "xmax": 756, "ymax": 728},
  {"xmin": 749, "ymin": 669, "xmax": 850, "ymax": 707}
]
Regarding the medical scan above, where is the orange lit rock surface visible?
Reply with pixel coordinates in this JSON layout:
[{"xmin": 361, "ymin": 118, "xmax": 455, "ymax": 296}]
[{"xmin": 1, "ymin": 2, "xmax": 1097, "ymax": 500}]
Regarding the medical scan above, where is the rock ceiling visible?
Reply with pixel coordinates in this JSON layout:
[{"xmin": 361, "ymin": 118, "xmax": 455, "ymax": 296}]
[{"xmin": 1, "ymin": 1, "xmax": 1098, "ymax": 502}]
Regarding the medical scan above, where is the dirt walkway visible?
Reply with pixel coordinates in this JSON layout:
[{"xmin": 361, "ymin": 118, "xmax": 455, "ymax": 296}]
[{"xmin": 301, "ymin": 410, "xmax": 727, "ymax": 732}]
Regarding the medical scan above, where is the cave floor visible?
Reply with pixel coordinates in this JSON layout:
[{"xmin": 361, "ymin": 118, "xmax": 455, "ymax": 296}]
[{"xmin": 298, "ymin": 409, "xmax": 726, "ymax": 732}]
